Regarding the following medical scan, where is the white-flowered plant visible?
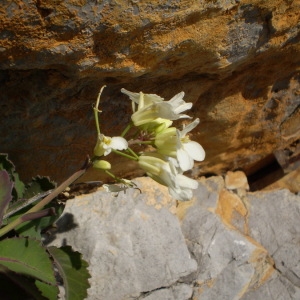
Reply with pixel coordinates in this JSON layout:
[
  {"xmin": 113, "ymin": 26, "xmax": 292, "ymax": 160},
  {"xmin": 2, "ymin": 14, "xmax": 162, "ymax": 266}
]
[
  {"xmin": 155, "ymin": 118, "xmax": 205, "ymax": 171},
  {"xmin": 92, "ymin": 86, "xmax": 205, "ymax": 201},
  {"xmin": 94, "ymin": 134, "xmax": 128, "ymax": 157}
]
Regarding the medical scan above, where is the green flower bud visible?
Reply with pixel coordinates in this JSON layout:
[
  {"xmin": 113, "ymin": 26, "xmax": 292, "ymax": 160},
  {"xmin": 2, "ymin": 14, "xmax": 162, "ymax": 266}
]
[
  {"xmin": 94, "ymin": 140, "xmax": 105, "ymax": 157},
  {"xmin": 93, "ymin": 159, "xmax": 111, "ymax": 170}
]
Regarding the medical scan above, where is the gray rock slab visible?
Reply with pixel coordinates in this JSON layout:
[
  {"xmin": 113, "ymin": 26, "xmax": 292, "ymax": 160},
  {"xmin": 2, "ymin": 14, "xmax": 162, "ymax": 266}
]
[
  {"xmin": 140, "ymin": 283, "xmax": 193, "ymax": 300},
  {"xmin": 180, "ymin": 177, "xmax": 272, "ymax": 300},
  {"xmin": 46, "ymin": 175, "xmax": 300, "ymax": 299},
  {"xmin": 47, "ymin": 180, "xmax": 197, "ymax": 300},
  {"xmin": 247, "ymin": 189, "xmax": 300, "ymax": 289},
  {"xmin": 241, "ymin": 271, "xmax": 300, "ymax": 300}
]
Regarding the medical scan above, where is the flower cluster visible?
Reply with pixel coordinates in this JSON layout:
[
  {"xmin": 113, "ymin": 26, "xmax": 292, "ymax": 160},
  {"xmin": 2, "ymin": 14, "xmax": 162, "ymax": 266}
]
[{"xmin": 92, "ymin": 87, "xmax": 205, "ymax": 201}]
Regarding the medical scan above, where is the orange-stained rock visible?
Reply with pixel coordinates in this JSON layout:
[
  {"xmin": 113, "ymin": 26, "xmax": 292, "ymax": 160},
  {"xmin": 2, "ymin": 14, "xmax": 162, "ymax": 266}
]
[
  {"xmin": 0, "ymin": 0, "xmax": 299, "ymax": 183},
  {"xmin": 225, "ymin": 170, "xmax": 250, "ymax": 191},
  {"xmin": 216, "ymin": 189, "xmax": 248, "ymax": 230}
]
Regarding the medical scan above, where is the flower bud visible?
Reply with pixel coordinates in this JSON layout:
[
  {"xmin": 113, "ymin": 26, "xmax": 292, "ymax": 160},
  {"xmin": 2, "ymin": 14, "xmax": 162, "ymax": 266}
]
[
  {"xmin": 93, "ymin": 159, "xmax": 111, "ymax": 170},
  {"xmin": 94, "ymin": 140, "xmax": 105, "ymax": 157}
]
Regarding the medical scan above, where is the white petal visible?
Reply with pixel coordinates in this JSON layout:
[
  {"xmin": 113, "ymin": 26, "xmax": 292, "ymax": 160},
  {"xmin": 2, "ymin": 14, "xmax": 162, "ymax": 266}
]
[
  {"xmin": 169, "ymin": 185, "xmax": 193, "ymax": 201},
  {"xmin": 168, "ymin": 92, "xmax": 185, "ymax": 105},
  {"xmin": 156, "ymin": 102, "xmax": 192, "ymax": 120},
  {"xmin": 177, "ymin": 148, "xmax": 194, "ymax": 171},
  {"xmin": 176, "ymin": 174, "xmax": 198, "ymax": 189},
  {"xmin": 121, "ymin": 89, "xmax": 140, "ymax": 104},
  {"xmin": 181, "ymin": 118, "xmax": 200, "ymax": 137},
  {"xmin": 183, "ymin": 141, "xmax": 205, "ymax": 161},
  {"xmin": 121, "ymin": 88, "xmax": 164, "ymax": 106},
  {"xmin": 110, "ymin": 137, "xmax": 128, "ymax": 151},
  {"xmin": 173, "ymin": 103, "xmax": 193, "ymax": 115}
]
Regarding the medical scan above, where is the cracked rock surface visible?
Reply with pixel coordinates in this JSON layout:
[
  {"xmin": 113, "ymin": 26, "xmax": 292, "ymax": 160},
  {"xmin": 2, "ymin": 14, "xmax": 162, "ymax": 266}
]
[{"xmin": 47, "ymin": 173, "xmax": 300, "ymax": 299}]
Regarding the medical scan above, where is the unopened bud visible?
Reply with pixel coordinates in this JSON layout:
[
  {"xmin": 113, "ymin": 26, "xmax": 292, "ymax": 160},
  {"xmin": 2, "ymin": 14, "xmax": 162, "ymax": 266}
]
[{"xmin": 93, "ymin": 159, "xmax": 111, "ymax": 170}]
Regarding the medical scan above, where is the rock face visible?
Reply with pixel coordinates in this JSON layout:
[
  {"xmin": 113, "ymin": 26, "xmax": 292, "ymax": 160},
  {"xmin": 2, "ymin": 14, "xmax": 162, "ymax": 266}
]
[
  {"xmin": 47, "ymin": 174, "xmax": 300, "ymax": 299},
  {"xmin": 0, "ymin": 1, "xmax": 299, "ymax": 182}
]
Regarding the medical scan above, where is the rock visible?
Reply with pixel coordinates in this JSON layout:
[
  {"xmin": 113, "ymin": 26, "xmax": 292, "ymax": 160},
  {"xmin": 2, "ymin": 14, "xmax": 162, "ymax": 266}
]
[
  {"xmin": 263, "ymin": 167, "xmax": 300, "ymax": 193},
  {"xmin": 141, "ymin": 284, "xmax": 193, "ymax": 300},
  {"xmin": 224, "ymin": 170, "xmax": 250, "ymax": 196},
  {"xmin": 0, "ymin": 1, "xmax": 299, "ymax": 182},
  {"xmin": 179, "ymin": 177, "xmax": 274, "ymax": 300},
  {"xmin": 247, "ymin": 189, "xmax": 300, "ymax": 288},
  {"xmin": 47, "ymin": 179, "xmax": 197, "ymax": 300},
  {"xmin": 47, "ymin": 172, "xmax": 300, "ymax": 299}
]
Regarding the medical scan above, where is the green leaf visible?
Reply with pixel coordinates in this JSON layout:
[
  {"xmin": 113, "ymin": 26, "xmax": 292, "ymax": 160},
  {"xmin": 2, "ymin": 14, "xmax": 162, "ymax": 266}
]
[
  {"xmin": 0, "ymin": 170, "xmax": 13, "ymax": 226},
  {"xmin": 14, "ymin": 203, "xmax": 64, "ymax": 239},
  {"xmin": 48, "ymin": 246, "xmax": 90, "ymax": 300},
  {"xmin": 35, "ymin": 279, "xmax": 59, "ymax": 300},
  {"xmin": 12, "ymin": 172, "xmax": 26, "ymax": 199},
  {"xmin": 0, "ymin": 265, "xmax": 49, "ymax": 300},
  {"xmin": 0, "ymin": 237, "xmax": 56, "ymax": 285},
  {"xmin": 0, "ymin": 153, "xmax": 25, "ymax": 200},
  {"xmin": 24, "ymin": 176, "xmax": 56, "ymax": 199}
]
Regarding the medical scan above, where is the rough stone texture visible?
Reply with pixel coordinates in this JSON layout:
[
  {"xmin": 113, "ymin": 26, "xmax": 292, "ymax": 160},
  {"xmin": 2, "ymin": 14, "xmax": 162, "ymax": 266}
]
[
  {"xmin": 47, "ymin": 173, "xmax": 300, "ymax": 299},
  {"xmin": 0, "ymin": 1, "xmax": 299, "ymax": 183},
  {"xmin": 47, "ymin": 178, "xmax": 197, "ymax": 300}
]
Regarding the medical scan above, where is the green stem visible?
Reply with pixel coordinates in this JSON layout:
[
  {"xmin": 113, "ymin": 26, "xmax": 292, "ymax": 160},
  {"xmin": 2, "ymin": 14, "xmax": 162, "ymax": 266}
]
[
  {"xmin": 121, "ymin": 122, "xmax": 133, "ymax": 137},
  {"xmin": 104, "ymin": 170, "xmax": 118, "ymax": 181},
  {"xmin": 128, "ymin": 139, "xmax": 153, "ymax": 146},
  {"xmin": 127, "ymin": 147, "xmax": 139, "ymax": 160},
  {"xmin": 94, "ymin": 85, "xmax": 106, "ymax": 136},
  {"xmin": 111, "ymin": 149, "xmax": 138, "ymax": 161},
  {"xmin": 3, "ymin": 190, "xmax": 53, "ymax": 220},
  {"xmin": 0, "ymin": 157, "xmax": 91, "ymax": 238}
]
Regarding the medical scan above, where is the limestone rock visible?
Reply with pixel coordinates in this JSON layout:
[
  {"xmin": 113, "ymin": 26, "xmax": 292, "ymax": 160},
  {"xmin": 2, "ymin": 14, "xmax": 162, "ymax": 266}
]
[
  {"xmin": 0, "ymin": 1, "xmax": 299, "ymax": 182},
  {"xmin": 47, "ymin": 179, "xmax": 197, "ymax": 300},
  {"xmin": 47, "ymin": 173, "xmax": 300, "ymax": 299},
  {"xmin": 247, "ymin": 189, "xmax": 300, "ymax": 289},
  {"xmin": 179, "ymin": 177, "xmax": 274, "ymax": 300}
]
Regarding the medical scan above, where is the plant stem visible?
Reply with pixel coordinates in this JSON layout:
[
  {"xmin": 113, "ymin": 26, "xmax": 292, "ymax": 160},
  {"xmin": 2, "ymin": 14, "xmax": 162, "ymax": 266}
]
[
  {"xmin": 94, "ymin": 85, "xmax": 106, "ymax": 136},
  {"xmin": 121, "ymin": 122, "xmax": 132, "ymax": 137},
  {"xmin": 104, "ymin": 170, "xmax": 118, "ymax": 180},
  {"xmin": 3, "ymin": 190, "xmax": 53, "ymax": 220},
  {"xmin": 111, "ymin": 149, "xmax": 138, "ymax": 161},
  {"xmin": 127, "ymin": 147, "xmax": 139, "ymax": 160},
  {"xmin": 0, "ymin": 157, "xmax": 91, "ymax": 238},
  {"xmin": 128, "ymin": 139, "xmax": 153, "ymax": 145}
]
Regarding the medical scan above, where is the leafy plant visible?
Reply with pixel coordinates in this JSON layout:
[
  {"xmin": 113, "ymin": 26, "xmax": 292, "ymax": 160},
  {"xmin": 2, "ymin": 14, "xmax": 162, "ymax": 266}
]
[{"xmin": 0, "ymin": 154, "xmax": 91, "ymax": 299}]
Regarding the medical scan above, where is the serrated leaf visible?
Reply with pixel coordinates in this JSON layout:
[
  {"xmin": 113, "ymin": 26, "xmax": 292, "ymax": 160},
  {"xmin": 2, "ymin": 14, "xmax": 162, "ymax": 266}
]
[
  {"xmin": 48, "ymin": 246, "xmax": 90, "ymax": 300},
  {"xmin": 12, "ymin": 172, "xmax": 25, "ymax": 199},
  {"xmin": 0, "ymin": 237, "xmax": 56, "ymax": 285},
  {"xmin": 0, "ymin": 170, "xmax": 13, "ymax": 226},
  {"xmin": 0, "ymin": 153, "xmax": 25, "ymax": 200},
  {"xmin": 35, "ymin": 279, "xmax": 59, "ymax": 300},
  {"xmin": 24, "ymin": 176, "xmax": 56, "ymax": 199}
]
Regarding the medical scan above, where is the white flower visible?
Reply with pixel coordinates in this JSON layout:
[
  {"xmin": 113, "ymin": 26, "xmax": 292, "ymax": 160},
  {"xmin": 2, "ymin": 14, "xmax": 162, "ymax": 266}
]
[
  {"xmin": 138, "ymin": 153, "xmax": 198, "ymax": 201},
  {"xmin": 176, "ymin": 118, "xmax": 205, "ymax": 171},
  {"xmin": 121, "ymin": 89, "xmax": 193, "ymax": 126},
  {"xmin": 121, "ymin": 89, "xmax": 164, "ymax": 111},
  {"xmin": 154, "ymin": 127, "xmax": 177, "ymax": 156},
  {"xmin": 155, "ymin": 118, "xmax": 205, "ymax": 171},
  {"xmin": 94, "ymin": 134, "xmax": 128, "ymax": 156},
  {"xmin": 168, "ymin": 158, "xmax": 199, "ymax": 201}
]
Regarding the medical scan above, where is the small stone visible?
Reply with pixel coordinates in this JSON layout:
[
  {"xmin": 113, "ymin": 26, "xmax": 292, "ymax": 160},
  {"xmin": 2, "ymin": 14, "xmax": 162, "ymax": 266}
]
[{"xmin": 225, "ymin": 171, "xmax": 250, "ymax": 191}]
